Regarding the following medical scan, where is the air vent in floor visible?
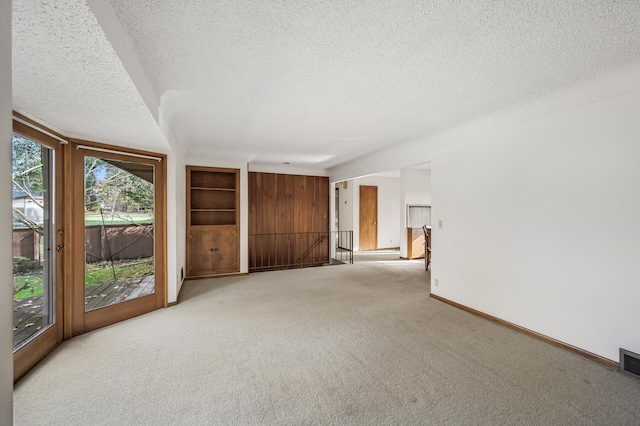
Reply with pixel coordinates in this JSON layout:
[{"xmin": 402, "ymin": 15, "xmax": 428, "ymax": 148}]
[{"xmin": 620, "ymin": 348, "xmax": 640, "ymax": 379}]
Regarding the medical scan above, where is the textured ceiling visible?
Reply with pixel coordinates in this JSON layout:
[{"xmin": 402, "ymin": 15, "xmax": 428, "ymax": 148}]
[
  {"xmin": 108, "ymin": 0, "xmax": 640, "ymax": 168},
  {"xmin": 12, "ymin": 1, "xmax": 640, "ymax": 169},
  {"xmin": 12, "ymin": 0, "xmax": 169, "ymax": 151}
]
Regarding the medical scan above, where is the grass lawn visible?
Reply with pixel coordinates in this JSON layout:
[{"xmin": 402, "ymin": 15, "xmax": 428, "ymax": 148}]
[
  {"xmin": 13, "ymin": 275, "xmax": 43, "ymax": 300},
  {"xmin": 84, "ymin": 212, "xmax": 153, "ymax": 227},
  {"xmin": 13, "ymin": 212, "xmax": 153, "ymax": 229},
  {"xmin": 84, "ymin": 262, "xmax": 154, "ymax": 287},
  {"xmin": 13, "ymin": 260, "xmax": 154, "ymax": 301}
]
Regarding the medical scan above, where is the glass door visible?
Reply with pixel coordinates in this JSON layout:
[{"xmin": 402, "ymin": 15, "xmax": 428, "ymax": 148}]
[
  {"xmin": 12, "ymin": 124, "xmax": 64, "ymax": 381},
  {"xmin": 11, "ymin": 119, "xmax": 166, "ymax": 378},
  {"xmin": 72, "ymin": 145, "xmax": 165, "ymax": 334},
  {"xmin": 83, "ymin": 155, "xmax": 156, "ymax": 310}
]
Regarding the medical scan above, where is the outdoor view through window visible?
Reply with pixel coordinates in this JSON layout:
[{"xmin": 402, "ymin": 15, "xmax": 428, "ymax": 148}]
[
  {"xmin": 83, "ymin": 156, "xmax": 155, "ymax": 311},
  {"xmin": 12, "ymin": 133, "xmax": 54, "ymax": 350},
  {"xmin": 12, "ymin": 138, "xmax": 157, "ymax": 350}
]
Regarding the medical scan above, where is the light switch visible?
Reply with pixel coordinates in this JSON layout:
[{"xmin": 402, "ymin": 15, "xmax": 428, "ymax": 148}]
[{"xmin": 438, "ymin": 220, "xmax": 443, "ymax": 229}]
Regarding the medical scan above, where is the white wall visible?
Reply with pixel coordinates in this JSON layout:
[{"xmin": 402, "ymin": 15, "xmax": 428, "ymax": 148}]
[
  {"xmin": 166, "ymin": 151, "xmax": 185, "ymax": 303},
  {"xmin": 344, "ymin": 176, "xmax": 402, "ymax": 251},
  {"xmin": 401, "ymin": 169, "xmax": 432, "ymax": 208},
  {"xmin": 184, "ymin": 158, "xmax": 249, "ymax": 275},
  {"xmin": 248, "ymin": 162, "xmax": 328, "ymax": 177},
  {"xmin": 0, "ymin": 0, "xmax": 12, "ymax": 421},
  {"xmin": 399, "ymin": 169, "xmax": 432, "ymax": 258},
  {"xmin": 431, "ymin": 89, "xmax": 640, "ymax": 362},
  {"xmin": 337, "ymin": 181, "xmax": 354, "ymax": 235}
]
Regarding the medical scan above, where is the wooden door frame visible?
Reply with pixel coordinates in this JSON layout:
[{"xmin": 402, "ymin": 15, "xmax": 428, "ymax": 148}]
[
  {"xmin": 68, "ymin": 139, "xmax": 167, "ymax": 337},
  {"xmin": 11, "ymin": 114, "xmax": 168, "ymax": 381},
  {"xmin": 359, "ymin": 185, "xmax": 378, "ymax": 251},
  {"xmin": 12, "ymin": 117, "xmax": 65, "ymax": 381}
]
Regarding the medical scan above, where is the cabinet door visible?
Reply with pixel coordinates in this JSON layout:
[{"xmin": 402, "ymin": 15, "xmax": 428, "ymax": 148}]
[{"xmin": 188, "ymin": 226, "xmax": 238, "ymax": 276}]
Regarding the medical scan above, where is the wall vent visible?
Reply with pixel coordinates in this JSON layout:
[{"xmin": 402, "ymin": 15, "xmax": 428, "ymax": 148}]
[{"xmin": 620, "ymin": 348, "xmax": 640, "ymax": 379}]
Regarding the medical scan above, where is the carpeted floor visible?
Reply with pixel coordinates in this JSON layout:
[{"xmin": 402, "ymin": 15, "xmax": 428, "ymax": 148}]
[{"xmin": 13, "ymin": 251, "xmax": 640, "ymax": 425}]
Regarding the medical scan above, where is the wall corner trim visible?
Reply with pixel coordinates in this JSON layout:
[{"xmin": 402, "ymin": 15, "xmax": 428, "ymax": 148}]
[
  {"xmin": 168, "ymin": 278, "xmax": 187, "ymax": 307},
  {"xmin": 429, "ymin": 294, "xmax": 619, "ymax": 370}
]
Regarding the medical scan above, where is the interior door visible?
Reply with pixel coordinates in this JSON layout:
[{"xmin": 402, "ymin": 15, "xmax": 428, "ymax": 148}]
[
  {"xmin": 359, "ymin": 185, "xmax": 378, "ymax": 251},
  {"xmin": 12, "ymin": 121, "xmax": 64, "ymax": 381},
  {"xmin": 71, "ymin": 144, "xmax": 166, "ymax": 335}
]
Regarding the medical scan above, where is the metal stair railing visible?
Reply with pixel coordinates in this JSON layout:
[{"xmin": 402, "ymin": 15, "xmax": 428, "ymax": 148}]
[{"xmin": 249, "ymin": 231, "xmax": 353, "ymax": 272}]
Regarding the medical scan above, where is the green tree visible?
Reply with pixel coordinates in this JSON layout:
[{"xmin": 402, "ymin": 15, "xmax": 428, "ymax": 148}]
[
  {"xmin": 84, "ymin": 157, "xmax": 154, "ymax": 219},
  {"xmin": 12, "ymin": 134, "xmax": 44, "ymax": 198},
  {"xmin": 11, "ymin": 134, "xmax": 45, "ymax": 233}
]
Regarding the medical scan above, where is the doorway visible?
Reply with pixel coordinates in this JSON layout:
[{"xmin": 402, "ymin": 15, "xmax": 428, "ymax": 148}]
[
  {"xmin": 359, "ymin": 185, "xmax": 378, "ymax": 251},
  {"xmin": 335, "ymin": 186, "xmax": 339, "ymax": 231},
  {"xmin": 11, "ymin": 120, "xmax": 64, "ymax": 380},
  {"xmin": 70, "ymin": 143, "xmax": 167, "ymax": 334},
  {"xmin": 11, "ymin": 115, "xmax": 168, "ymax": 380}
]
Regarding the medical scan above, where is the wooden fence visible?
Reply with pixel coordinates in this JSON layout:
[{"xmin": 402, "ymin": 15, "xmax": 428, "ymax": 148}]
[
  {"xmin": 12, "ymin": 229, "xmax": 41, "ymax": 265},
  {"xmin": 13, "ymin": 224, "xmax": 154, "ymax": 266},
  {"xmin": 85, "ymin": 224, "xmax": 154, "ymax": 263}
]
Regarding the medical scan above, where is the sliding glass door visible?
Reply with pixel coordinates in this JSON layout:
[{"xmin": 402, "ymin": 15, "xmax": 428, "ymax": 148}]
[{"xmin": 12, "ymin": 122, "xmax": 64, "ymax": 380}]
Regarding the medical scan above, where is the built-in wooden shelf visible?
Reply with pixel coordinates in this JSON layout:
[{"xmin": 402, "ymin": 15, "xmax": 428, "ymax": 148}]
[
  {"xmin": 186, "ymin": 166, "xmax": 240, "ymax": 277},
  {"xmin": 191, "ymin": 187, "xmax": 236, "ymax": 191}
]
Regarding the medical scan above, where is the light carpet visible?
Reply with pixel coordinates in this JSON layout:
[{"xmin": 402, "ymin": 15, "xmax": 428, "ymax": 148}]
[{"xmin": 13, "ymin": 253, "xmax": 640, "ymax": 425}]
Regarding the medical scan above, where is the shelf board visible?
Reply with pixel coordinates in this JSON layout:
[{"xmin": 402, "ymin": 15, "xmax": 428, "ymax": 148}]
[
  {"xmin": 191, "ymin": 208, "xmax": 235, "ymax": 212},
  {"xmin": 189, "ymin": 224, "xmax": 237, "ymax": 229},
  {"xmin": 191, "ymin": 187, "xmax": 235, "ymax": 191}
]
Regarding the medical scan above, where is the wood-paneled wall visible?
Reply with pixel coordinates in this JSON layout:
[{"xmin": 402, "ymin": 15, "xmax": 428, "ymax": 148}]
[
  {"xmin": 248, "ymin": 173, "xmax": 330, "ymax": 270},
  {"xmin": 249, "ymin": 172, "xmax": 329, "ymax": 235}
]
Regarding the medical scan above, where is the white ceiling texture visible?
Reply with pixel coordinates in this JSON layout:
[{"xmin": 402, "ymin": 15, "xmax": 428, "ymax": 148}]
[
  {"xmin": 12, "ymin": 1, "xmax": 640, "ymax": 171},
  {"xmin": 12, "ymin": 0, "xmax": 170, "ymax": 151}
]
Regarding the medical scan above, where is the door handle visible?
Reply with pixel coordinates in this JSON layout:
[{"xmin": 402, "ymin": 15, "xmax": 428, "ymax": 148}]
[{"xmin": 56, "ymin": 245, "xmax": 64, "ymax": 252}]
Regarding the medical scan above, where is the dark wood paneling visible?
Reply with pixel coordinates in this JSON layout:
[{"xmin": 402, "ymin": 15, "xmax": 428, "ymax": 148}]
[
  {"xmin": 285, "ymin": 174, "xmax": 294, "ymax": 231},
  {"xmin": 277, "ymin": 174, "xmax": 287, "ymax": 235},
  {"xmin": 248, "ymin": 172, "xmax": 329, "ymax": 269},
  {"xmin": 248, "ymin": 172, "xmax": 258, "ymax": 235},
  {"xmin": 265, "ymin": 172, "xmax": 277, "ymax": 234},
  {"xmin": 249, "ymin": 172, "xmax": 329, "ymax": 234},
  {"xmin": 318, "ymin": 176, "xmax": 329, "ymax": 232}
]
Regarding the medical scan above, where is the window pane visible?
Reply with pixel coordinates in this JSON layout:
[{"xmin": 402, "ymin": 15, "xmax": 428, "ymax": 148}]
[
  {"xmin": 407, "ymin": 205, "xmax": 431, "ymax": 228},
  {"xmin": 12, "ymin": 133, "xmax": 54, "ymax": 350},
  {"xmin": 83, "ymin": 156, "xmax": 155, "ymax": 311}
]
